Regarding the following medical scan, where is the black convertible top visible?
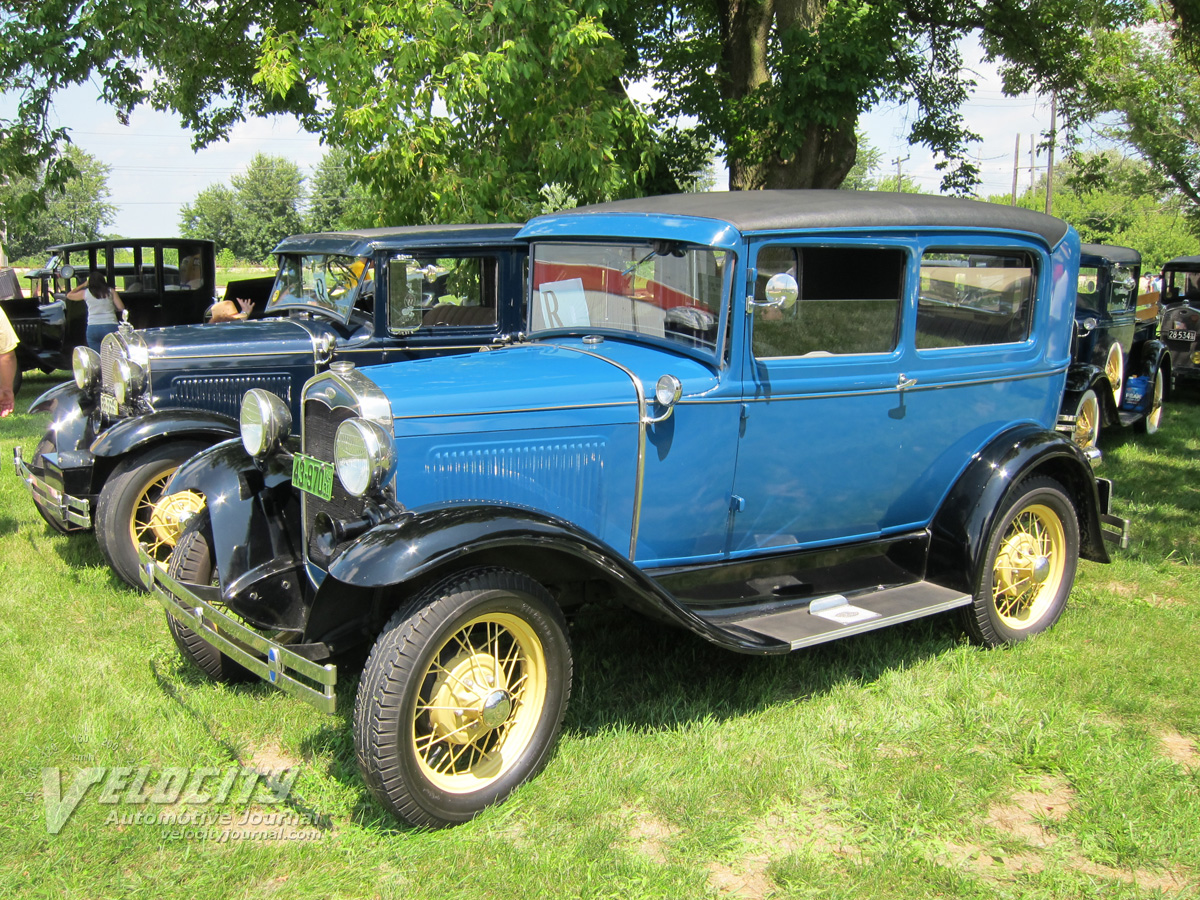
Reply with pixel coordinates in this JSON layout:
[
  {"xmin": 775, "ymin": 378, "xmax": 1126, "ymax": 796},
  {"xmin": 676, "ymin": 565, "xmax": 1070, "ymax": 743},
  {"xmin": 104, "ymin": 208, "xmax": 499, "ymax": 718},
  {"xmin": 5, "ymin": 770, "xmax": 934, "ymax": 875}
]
[
  {"xmin": 1081, "ymin": 243, "xmax": 1141, "ymax": 266},
  {"xmin": 560, "ymin": 190, "xmax": 1071, "ymax": 246},
  {"xmin": 1164, "ymin": 255, "xmax": 1200, "ymax": 270}
]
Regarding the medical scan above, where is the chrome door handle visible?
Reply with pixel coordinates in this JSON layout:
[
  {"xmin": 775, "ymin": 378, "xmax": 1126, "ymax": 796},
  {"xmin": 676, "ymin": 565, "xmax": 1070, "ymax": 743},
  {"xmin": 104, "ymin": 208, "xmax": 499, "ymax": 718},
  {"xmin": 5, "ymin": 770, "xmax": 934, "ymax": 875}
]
[{"xmin": 897, "ymin": 373, "xmax": 917, "ymax": 390}]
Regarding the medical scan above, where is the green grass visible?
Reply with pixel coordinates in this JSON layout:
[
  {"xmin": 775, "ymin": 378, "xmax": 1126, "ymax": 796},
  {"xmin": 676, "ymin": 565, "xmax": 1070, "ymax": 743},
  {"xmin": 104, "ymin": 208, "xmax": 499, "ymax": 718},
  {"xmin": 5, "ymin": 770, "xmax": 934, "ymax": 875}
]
[
  {"xmin": 216, "ymin": 267, "xmax": 273, "ymax": 290},
  {"xmin": 1, "ymin": 371, "xmax": 1197, "ymax": 899}
]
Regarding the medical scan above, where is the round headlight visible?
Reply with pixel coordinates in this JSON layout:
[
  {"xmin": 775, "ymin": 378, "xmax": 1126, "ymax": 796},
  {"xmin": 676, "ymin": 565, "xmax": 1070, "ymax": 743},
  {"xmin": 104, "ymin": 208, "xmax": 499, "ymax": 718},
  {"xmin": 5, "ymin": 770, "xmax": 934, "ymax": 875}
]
[
  {"xmin": 655, "ymin": 374, "xmax": 682, "ymax": 408},
  {"xmin": 240, "ymin": 389, "xmax": 292, "ymax": 458},
  {"xmin": 113, "ymin": 358, "xmax": 145, "ymax": 406},
  {"xmin": 334, "ymin": 418, "xmax": 395, "ymax": 497},
  {"xmin": 72, "ymin": 346, "xmax": 101, "ymax": 393}
]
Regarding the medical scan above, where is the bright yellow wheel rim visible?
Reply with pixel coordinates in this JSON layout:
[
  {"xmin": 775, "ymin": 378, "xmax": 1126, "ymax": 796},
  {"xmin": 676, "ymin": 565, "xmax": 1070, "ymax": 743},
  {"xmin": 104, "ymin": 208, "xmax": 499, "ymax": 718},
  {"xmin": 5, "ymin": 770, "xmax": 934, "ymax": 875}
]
[
  {"xmin": 992, "ymin": 503, "xmax": 1066, "ymax": 630},
  {"xmin": 412, "ymin": 612, "xmax": 548, "ymax": 794},
  {"xmin": 1146, "ymin": 371, "xmax": 1164, "ymax": 430},
  {"xmin": 130, "ymin": 467, "xmax": 204, "ymax": 564},
  {"xmin": 1106, "ymin": 345, "xmax": 1124, "ymax": 407},
  {"xmin": 1074, "ymin": 395, "xmax": 1098, "ymax": 448}
]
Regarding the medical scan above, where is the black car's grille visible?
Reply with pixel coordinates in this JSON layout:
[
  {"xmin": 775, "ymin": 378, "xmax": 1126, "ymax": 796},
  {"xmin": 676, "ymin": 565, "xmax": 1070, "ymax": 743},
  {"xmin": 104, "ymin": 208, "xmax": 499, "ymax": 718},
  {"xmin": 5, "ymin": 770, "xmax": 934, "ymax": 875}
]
[
  {"xmin": 303, "ymin": 398, "xmax": 366, "ymax": 568},
  {"xmin": 14, "ymin": 321, "xmax": 40, "ymax": 342},
  {"xmin": 99, "ymin": 339, "xmax": 121, "ymax": 411},
  {"xmin": 172, "ymin": 374, "xmax": 292, "ymax": 421}
]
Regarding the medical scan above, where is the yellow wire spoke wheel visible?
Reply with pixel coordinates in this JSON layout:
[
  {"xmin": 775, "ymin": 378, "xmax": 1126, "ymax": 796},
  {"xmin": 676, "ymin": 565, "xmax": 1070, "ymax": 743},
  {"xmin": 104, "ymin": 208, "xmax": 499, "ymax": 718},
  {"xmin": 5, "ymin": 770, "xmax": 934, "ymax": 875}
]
[
  {"xmin": 1072, "ymin": 389, "xmax": 1100, "ymax": 450},
  {"xmin": 991, "ymin": 504, "xmax": 1067, "ymax": 629},
  {"xmin": 413, "ymin": 612, "xmax": 548, "ymax": 793},
  {"xmin": 1105, "ymin": 343, "xmax": 1125, "ymax": 407}
]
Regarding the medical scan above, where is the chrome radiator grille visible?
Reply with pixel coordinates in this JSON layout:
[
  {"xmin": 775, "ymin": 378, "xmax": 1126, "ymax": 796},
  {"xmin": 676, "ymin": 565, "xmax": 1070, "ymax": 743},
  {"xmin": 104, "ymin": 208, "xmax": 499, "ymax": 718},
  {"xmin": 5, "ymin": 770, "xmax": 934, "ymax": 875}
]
[
  {"xmin": 303, "ymin": 398, "xmax": 366, "ymax": 568},
  {"xmin": 99, "ymin": 337, "xmax": 121, "ymax": 409}
]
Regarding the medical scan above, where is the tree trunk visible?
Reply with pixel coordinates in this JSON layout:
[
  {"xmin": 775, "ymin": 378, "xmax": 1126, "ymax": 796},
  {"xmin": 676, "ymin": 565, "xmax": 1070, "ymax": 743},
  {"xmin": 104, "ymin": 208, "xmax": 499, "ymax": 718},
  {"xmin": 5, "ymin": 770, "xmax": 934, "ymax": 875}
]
[{"xmin": 719, "ymin": 0, "xmax": 859, "ymax": 190}]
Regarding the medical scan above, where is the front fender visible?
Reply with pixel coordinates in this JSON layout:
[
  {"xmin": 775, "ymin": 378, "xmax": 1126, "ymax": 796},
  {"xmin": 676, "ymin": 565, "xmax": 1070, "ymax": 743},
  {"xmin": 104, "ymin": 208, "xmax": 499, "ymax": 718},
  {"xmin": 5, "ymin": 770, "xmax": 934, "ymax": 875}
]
[
  {"xmin": 29, "ymin": 382, "xmax": 95, "ymax": 454},
  {"xmin": 165, "ymin": 437, "xmax": 307, "ymax": 630},
  {"xmin": 312, "ymin": 503, "xmax": 789, "ymax": 654},
  {"xmin": 928, "ymin": 424, "xmax": 1111, "ymax": 595},
  {"xmin": 90, "ymin": 409, "xmax": 239, "ymax": 460}
]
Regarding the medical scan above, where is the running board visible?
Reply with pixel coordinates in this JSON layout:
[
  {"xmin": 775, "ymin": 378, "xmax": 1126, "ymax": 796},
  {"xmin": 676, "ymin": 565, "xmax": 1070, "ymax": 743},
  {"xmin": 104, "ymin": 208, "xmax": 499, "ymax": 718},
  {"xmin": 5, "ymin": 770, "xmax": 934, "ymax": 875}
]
[{"xmin": 697, "ymin": 581, "xmax": 972, "ymax": 651}]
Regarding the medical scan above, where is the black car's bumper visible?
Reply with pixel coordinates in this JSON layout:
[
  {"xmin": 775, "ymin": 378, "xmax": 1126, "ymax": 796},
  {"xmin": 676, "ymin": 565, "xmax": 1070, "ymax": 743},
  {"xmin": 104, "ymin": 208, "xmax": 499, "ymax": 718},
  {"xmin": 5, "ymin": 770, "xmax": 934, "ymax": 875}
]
[{"xmin": 13, "ymin": 446, "xmax": 95, "ymax": 529}]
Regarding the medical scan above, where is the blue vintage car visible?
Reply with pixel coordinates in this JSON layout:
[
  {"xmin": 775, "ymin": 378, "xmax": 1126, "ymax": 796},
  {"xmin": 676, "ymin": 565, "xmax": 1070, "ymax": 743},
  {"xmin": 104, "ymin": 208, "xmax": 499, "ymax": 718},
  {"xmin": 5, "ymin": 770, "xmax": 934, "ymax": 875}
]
[
  {"xmin": 1159, "ymin": 254, "xmax": 1200, "ymax": 390},
  {"xmin": 141, "ymin": 191, "xmax": 1129, "ymax": 828},
  {"xmin": 15, "ymin": 224, "xmax": 525, "ymax": 587},
  {"xmin": 1058, "ymin": 243, "xmax": 1169, "ymax": 449}
]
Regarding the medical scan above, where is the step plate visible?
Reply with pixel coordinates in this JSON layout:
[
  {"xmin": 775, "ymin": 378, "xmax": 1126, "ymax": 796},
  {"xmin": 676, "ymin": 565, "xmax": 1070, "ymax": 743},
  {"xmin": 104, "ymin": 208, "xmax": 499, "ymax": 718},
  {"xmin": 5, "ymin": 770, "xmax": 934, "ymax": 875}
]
[{"xmin": 725, "ymin": 581, "xmax": 973, "ymax": 650}]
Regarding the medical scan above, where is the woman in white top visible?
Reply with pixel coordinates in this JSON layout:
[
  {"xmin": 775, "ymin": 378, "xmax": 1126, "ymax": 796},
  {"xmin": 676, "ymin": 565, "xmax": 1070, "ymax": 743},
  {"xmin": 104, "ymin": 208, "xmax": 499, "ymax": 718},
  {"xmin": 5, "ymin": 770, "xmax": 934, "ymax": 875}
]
[{"xmin": 67, "ymin": 272, "xmax": 127, "ymax": 350}]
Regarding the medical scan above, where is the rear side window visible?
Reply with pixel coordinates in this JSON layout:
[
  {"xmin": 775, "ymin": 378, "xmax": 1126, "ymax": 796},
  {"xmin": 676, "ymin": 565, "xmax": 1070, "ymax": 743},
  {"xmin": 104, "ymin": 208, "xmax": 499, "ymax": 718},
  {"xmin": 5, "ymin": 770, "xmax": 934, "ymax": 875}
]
[
  {"xmin": 917, "ymin": 250, "xmax": 1035, "ymax": 348},
  {"xmin": 752, "ymin": 246, "xmax": 904, "ymax": 358}
]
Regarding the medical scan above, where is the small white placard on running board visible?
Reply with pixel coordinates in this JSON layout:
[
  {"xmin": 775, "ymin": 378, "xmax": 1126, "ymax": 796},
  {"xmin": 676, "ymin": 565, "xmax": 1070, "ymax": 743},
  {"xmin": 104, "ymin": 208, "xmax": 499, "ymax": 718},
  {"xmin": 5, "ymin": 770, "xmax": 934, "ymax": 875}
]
[{"xmin": 811, "ymin": 604, "xmax": 881, "ymax": 625}]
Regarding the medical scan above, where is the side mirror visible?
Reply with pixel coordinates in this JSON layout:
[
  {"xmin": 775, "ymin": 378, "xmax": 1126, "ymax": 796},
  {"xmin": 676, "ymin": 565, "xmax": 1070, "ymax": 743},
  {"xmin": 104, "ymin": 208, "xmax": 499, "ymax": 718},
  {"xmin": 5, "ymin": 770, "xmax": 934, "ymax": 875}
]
[{"xmin": 748, "ymin": 272, "xmax": 799, "ymax": 312}]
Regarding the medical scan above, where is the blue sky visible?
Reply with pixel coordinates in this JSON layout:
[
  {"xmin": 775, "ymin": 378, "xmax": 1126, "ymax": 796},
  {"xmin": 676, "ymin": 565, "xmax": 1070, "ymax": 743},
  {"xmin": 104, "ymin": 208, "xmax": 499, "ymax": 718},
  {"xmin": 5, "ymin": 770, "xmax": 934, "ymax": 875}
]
[{"xmin": 3, "ymin": 38, "xmax": 1065, "ymax": 238}]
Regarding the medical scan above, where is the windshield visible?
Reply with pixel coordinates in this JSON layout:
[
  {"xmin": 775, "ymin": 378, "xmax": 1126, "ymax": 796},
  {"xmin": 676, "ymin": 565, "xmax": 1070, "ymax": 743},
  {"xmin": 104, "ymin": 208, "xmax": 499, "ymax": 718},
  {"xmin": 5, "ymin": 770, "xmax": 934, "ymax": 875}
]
[
  {"xmin": 530, "ymin": 241, "xmax": 727, "ymax": 353},
  {"xmin": 267, "ymin": 254, "xmax": 372, "ymax": 320}
]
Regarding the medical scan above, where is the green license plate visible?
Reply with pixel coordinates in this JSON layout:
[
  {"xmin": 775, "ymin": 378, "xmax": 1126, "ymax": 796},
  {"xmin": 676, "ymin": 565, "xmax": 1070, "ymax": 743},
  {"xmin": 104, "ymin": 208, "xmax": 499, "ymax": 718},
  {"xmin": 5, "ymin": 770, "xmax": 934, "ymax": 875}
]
[
  {"xmin": 292, "ymin": 453, "xmax": 335, "ymax": 501},
  {"xmin": 100, "ymin": 393, "xmax": 119, "ymax": 418}
]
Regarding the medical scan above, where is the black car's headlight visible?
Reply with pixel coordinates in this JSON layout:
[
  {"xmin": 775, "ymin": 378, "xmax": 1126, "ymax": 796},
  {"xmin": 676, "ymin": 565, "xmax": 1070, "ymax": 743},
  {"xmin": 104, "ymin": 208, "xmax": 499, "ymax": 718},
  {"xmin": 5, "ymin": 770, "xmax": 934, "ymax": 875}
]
[
  {"xmin": 334, "ymin": 418, "xmax": 395, "ymax": 497},
  {"xmin": 72, "ymin": 346, "xmax": 101, "ymax": 394},
  {"xmin": 240, "ymin": 389, "xmax": 292, "ymax": 458},
  {"xmin": 113, "ymin": 357, "xmax": 146, "ymax": 405}
]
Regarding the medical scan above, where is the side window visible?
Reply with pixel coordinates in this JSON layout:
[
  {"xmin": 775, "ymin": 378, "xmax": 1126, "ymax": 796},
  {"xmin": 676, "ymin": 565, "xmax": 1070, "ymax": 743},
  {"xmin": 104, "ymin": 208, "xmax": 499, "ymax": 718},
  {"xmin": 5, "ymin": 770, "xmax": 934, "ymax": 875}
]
[
  {"xmin": 388, "ymin": 256, "xmax": 497, "ymax": 335},
  {"xmin": 752, "ymin": 246, "xmax": 904, "ymax": 359},
  {"xmin": 1076, "ymin": 266, "xmax": 1100, "ymax": 310},
  {"xmin": 1110, "ymin": 264, "xmax": 1136, "ymax": 311},
  {"xmin": 917, "ymin": 250, "xmax": 1035, "ymax": 349}
]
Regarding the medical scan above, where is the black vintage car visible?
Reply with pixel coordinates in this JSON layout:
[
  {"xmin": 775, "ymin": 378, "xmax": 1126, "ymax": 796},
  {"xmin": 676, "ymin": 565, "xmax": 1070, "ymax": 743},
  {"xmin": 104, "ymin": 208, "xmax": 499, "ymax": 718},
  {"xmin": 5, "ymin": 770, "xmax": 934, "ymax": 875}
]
[
  {"xmin": 1159, "ymin": 255, "xmax": 1200, "ymax": 391},
  {"xmin": 0, "ymin": 239, "xmax": 226, "ymax": 383},
  {"xmin": 1058, "ymin": 243, "xmax": 1169, "ymax": 450},
  {"xmin": 15, "ymin": 225, "xmax": 526, "ymax": 588}
]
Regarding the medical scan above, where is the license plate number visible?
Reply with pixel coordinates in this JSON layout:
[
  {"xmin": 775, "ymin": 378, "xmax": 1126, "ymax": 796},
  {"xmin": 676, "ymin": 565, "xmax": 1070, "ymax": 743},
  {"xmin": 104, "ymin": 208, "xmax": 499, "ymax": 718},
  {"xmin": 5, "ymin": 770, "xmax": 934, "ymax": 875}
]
[
  {"xmin": 100, "ymin": 393, "xmax": 119, "ymax": 418},
  {"xmin": 292, "ymin": 453, "xmax": 335, "ymax": 501},
  {"xmin": 1167, "ymin": 329, "xmax": 1197, "ymax": 342}
]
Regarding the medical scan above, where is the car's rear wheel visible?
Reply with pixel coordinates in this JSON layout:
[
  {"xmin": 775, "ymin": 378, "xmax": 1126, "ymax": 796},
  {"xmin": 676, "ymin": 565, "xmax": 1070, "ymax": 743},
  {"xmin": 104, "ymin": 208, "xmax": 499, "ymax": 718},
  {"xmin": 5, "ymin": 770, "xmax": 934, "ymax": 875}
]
[
  {"xmin": 1105, "ymin": 343, "xmax": 1125, "ymax": 408},
  {"xmin": 164, "ymin": 512, "xmax": 253, "ymax": 683},
  {"xmin": 95, "ymin": 441, "xmax": 208, "ymax": 589},
  {"xmin": 1135, "ymin": 366, "xmax": 1165, "ymax": 434},
  {"xmin": 354, "ymin": 568, "xmax": 572, "ymax": 828},
  {"xmin": 30, "ymin": 436, "xmax": 70, "ymax": 534},
  {"xmin": 962, "ymin": 476, "xmax": 1079, "ymax": 647},
  {"xmin": 1071, "ymin": 389, "xmax": 1101, "ymax": 450}
]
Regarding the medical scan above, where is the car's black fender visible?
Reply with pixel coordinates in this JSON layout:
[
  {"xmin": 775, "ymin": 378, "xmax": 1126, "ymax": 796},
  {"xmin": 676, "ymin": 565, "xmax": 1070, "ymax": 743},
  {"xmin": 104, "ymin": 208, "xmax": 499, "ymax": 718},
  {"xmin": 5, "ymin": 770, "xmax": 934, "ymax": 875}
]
[
  {"xmin": 1061, "ymin": 363, "xmax": 1117, "ymax": 425},
  {"xmin": 928, "ymin": 423, "xmax": 1111, "ymax": 596},
  {"xmin": 163, "ymin": 437, "xmax": 308, "ymax": 631},
  {"xmin": 1128, "ymin": 338, "xmax": 1171, "ymax": 404},
  {"xmin": 90, "ymin": 409, "xmax": 239, "ymax": 461},
  {"xmin": 309, "ymin": 503, "xmax": 789, "ymax": 654},
  {"xmin": 29, "ymin": 382, "xmax": 95, "ymax": 455}
]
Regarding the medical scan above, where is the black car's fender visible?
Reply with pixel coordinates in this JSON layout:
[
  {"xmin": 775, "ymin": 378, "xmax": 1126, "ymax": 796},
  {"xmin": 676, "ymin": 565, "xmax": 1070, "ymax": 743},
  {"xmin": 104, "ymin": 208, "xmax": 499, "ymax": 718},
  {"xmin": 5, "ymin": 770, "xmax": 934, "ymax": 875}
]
[
  {"xmin": 928, "ymin": 423, "xmax": 1111, "ymax": 595},
  {"xmin": 29, "ymin": 382, "xmax": 94, "ymax": 455},
  {"xmin": 90, "ymin": 409, "xmax": 239, "ymax": 461},
  {"xmin": 308, "ymin": 503, "xmax": 789, "ymax": 654},
  {"xmin": 164, "ymin": 437, "xmax": 307, "ymax": 631},
  {"xmin": 1129, "ymin": 338, "xmax": 1171, "ymax": 403}
]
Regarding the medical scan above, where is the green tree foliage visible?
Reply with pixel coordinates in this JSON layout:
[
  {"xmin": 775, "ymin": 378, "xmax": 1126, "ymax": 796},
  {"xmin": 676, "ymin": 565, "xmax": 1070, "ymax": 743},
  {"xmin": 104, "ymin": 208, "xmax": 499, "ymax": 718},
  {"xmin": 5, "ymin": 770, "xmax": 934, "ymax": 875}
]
[
  {"xmin": 0, "ymin": 145, "xmax": 116, "ymax": 259},
  {"xmin": 306, "ymin": 148, "xmax": 378, "ymax": 233},
  {"xmin": 180, "ymin": 154, "xmax": 306, "ymax": 261}
]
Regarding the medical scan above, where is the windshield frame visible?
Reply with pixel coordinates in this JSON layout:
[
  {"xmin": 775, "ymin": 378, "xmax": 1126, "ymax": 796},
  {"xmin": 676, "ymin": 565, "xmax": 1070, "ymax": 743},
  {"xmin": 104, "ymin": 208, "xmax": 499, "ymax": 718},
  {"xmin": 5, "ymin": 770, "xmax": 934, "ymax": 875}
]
[
  {"xmin": 527, "ymin": 239, "xmax": 731, "ymax": 361},
  {"xmin": 266, "ymin": 253, "xmax": 373, "ymax": 322}
]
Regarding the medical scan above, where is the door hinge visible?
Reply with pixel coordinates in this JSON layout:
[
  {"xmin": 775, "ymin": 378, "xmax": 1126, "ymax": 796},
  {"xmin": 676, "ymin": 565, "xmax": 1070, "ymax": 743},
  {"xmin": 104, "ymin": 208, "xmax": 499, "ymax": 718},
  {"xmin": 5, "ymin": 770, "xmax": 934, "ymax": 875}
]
[{"xmin": 730, "ymin": 494, "xmax": 746, "ymax": 513}]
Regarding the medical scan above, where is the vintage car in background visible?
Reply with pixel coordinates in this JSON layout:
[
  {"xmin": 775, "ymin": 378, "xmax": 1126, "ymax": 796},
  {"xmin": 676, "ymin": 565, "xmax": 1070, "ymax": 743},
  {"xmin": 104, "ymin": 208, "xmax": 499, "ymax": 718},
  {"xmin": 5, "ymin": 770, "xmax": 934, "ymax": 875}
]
[
  {"xmin": 15, "ymin": 224, "xmax": 525, "ymax": 588},
  {"xmin": 141, "ymin": 191, "xmax": 1130, "ymax": 829},
  {"xmin": 0, "ymin": 239, "xmax": 235, "ymax": 389},
  {"xmin": 1057, "ymin": 243, "xmax": 1169, "ymax": 449},
  {"xmin": 1159, "ymin": 254, "xmax": 1200, "ymax": 391}
]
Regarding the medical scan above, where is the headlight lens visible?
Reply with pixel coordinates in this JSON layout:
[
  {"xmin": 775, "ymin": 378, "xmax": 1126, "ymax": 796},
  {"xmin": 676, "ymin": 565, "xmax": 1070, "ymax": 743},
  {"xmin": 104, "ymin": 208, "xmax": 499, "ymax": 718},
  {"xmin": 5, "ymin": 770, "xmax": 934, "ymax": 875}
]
[
  {"xmin": 240, "ymin": 389, "xmax": 292, "ymax": 458},
  {"xmin": 113, "ymin": 357, "xmax": 145, "ymax": 406},
  {"xmin": 72, "ymin": 346, "xmax": 101, "ymax": 393},
  {"xmin": 334, "ymin": 418, "xmax": 395, "ymax": 497}
]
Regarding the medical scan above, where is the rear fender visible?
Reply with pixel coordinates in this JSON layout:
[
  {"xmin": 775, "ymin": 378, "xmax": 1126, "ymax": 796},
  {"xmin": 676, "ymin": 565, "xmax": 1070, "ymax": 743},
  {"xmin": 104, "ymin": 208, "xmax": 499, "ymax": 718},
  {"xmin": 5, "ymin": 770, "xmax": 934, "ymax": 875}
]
[
  {"xmin": 928, "ymin": 424, "xmax": 1111, "ymax": 595},
  {"xmin": 309, "ymin": 503, "xmax": 788, "ymax": 654},
  {"xmin": 164, "ymin": 437, "xmax": 307, "ymax": 630}
]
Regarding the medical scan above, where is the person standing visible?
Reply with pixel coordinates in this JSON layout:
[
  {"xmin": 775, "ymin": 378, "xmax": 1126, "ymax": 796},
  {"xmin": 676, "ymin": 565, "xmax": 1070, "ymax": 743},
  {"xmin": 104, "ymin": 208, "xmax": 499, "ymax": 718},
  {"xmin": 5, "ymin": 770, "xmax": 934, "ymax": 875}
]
[
  {"xmin": 0, "ymin": 305, "xmax": 18, "ymax": 417},
  {"xmin": 67, "ymin": 272, "xmax": 127, "ymax": 350}
]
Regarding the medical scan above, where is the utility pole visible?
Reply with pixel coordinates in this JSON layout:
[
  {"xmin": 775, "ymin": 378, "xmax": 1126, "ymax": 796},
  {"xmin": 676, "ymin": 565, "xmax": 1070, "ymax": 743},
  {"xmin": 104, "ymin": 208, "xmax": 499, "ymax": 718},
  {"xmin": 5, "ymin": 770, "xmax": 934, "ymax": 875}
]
[
  {"xmin": 1011, "ymin": 135, "xmax": 1021, "ymax": 206},
  {"xmin": 892, "ymin": 154, "xmax": 910, "ymax": 192},
  {"xmin": 1045, "ymin": 93, "xmax": 1057, "ymax": 215},
  {"xmin": 1029, "ymin": 134, "xmax": 1036, "ymax": 192}
]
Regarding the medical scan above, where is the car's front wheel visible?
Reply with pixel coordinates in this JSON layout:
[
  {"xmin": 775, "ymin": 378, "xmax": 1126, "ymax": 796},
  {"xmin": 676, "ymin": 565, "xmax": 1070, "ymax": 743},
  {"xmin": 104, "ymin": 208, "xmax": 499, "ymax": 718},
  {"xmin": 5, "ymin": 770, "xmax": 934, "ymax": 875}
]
[
  {"xmin": 354, "ymin": 568, "xmax": 572, "ymax": 828},
  {"xmin": 1135, "ymin": 366, "xmax": 1166, "ymax": 435},
  {"xmin": 1071, "ymin": 389, "xmax": 1101, "ymax": 450},
  {"xmin": 95, "ymin": 440, "xmax": 208, "ymax": 588},
  {"xmin": 962, "ymin": 476, "xmax": 1080, "ymax": 647}
]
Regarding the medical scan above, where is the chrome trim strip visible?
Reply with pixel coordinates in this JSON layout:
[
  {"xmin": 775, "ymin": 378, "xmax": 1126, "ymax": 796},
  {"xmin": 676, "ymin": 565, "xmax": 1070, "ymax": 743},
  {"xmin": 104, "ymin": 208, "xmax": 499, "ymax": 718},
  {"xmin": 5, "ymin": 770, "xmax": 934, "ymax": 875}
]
[
  {"xmin": 391, "ymin": 400, "xmax": 637, "ymax": 421},
  {"xmin": 137, "ymin": 543, "xmax": 337, "ymax": 714},
  {"xmin": 788, "ymin": 594, "xmax": 972, "ymax": 650},
  {"xmin": 551, "ymin": 346, "xmax": 646, "ymax": 559},
  {"xmin": 13, "ymin": 447, "xmax": 92, "ymax": 528}
]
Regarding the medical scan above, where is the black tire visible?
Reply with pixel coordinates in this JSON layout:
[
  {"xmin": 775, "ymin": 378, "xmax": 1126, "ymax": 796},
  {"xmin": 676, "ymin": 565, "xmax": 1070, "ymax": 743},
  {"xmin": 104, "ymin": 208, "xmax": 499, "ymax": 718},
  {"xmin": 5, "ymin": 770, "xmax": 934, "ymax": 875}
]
[
  {"xmin": 1070, "ymin": 389, "xmax": 1101, "ymax": 450},
  {"xmin": 962, "ymin": 476, "xmax": 1080, "ymax": 647},
  {"xmin": 95, "ymin": 440, "xmax": 209, "ymax": 589},
  {"xmin": 165, "ymin": 512, "xmax": 253, "ymax": 683},
  {"xmin": 1134, "ymin": 366, "xmax": 1165, "ymax": 435},
  {"xmin": 12, "ymin": 368, "xmax": 21, "ymax": 398},
  {"xmin": 30, "ymin": 435, "xmax": 70, "ymax": 534},
  {"xmin": 354, "ymin": 568, "xmax": 572, "ymax": 828}
]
